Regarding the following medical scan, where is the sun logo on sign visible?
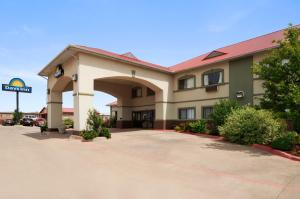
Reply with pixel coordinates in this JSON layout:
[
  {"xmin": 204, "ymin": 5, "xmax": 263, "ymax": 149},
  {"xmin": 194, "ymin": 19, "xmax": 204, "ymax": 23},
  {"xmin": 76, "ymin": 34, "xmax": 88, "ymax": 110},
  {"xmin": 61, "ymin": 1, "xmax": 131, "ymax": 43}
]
[{"xmin": 9, "ymin": 78, "xmax": 26, "ymax": 88}]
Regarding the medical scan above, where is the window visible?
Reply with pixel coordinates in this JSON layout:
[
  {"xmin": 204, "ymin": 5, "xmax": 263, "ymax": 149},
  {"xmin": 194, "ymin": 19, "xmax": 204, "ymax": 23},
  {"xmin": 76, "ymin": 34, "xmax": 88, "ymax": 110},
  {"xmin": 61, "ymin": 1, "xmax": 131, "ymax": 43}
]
[
  {"xmin": 178, "ymin": 107, "xmax": 195, "ymax": 120},
  {"xmin": 203, "ymin": 70, "xmax": 223, "ymax": 86},
  {"xmin": 146, "ymin": 87, "xmax": 155, "ymax": 96},
  {"xmin": 202, "ymin": 106, "xmax": 214, "ymax": 119},
  {"xmin": 132, "ymin": 87, "xmax": 142, "ymax": 98},
  {"xmin": 178, "ymin": 76, "xmax": 195, "ymax": 90}
]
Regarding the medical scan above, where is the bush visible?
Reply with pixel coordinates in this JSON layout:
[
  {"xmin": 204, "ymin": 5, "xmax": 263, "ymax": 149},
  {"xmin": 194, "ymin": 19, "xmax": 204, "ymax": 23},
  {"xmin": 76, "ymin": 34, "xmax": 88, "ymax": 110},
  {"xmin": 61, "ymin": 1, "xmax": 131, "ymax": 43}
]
[
  {"xmin": 86, "ymin": 109, "xmax": 103, "ymax": 132},
  {"xmin": 219, "ymin": 107, "xmax": 284, "ymax": 145},
  {"xmin": 40, "ymin": 123, "xmax": 48, "ymax": 133},
  {"xmin": 290, "ymin": 111, "xmax": 300, "ymax": 133},
  {"xmin": 81, "ymin": 130, "xmax": 99, "ymax": 140},
  {"xmin": 13, "ymin": 109, "xmax": 23, "ymax": 124},
  {"xmin": 63, "ymin": 118, "xmax": 74, "ymax": 129},
  {"xmin": 189, "ymin": 120, "xmax": 207, "ymax": 133},
  {"xmin": 174, "ymin": 125, "xmax": 181, "ymax": 131},
  {"xmin": 209, "ymin": 100, "xmax": 240, "ymax": 135},
  {"xmin": 180, "ymin": 122, "xmax": 191, "ymax": 131},
  {"xmin": 271, "ymin": 131, "xmax": 298, "ymax": 151},
  {"xmin": 109, "ymin": 116, "xmax": 117, "ymax": 128},
  {"xmin": 99, "ymin": 127, "xmax": 111, "ymax": 139}
]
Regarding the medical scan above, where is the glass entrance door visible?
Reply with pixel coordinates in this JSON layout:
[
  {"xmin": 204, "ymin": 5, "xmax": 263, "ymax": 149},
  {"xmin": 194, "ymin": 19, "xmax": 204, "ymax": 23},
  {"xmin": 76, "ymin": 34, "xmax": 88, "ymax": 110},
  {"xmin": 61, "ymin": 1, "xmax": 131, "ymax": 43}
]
[{"xmin": 132, "ymin": 110, "xmax": 155, "ymax": 128}]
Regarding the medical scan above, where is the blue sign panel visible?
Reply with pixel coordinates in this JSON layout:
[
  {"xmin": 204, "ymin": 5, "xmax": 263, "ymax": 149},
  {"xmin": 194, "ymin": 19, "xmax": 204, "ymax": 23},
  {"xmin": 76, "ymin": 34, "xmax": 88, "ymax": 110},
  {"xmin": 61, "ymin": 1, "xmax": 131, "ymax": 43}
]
[{"xmin": 2, "ymin": 78, "xmax": 32, "ymax": 93}]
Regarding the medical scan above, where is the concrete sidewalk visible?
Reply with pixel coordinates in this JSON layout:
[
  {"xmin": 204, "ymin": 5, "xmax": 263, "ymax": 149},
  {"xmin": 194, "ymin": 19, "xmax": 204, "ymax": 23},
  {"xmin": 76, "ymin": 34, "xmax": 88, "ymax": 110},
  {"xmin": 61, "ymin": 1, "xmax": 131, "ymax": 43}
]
[{"xmin": 0, "ymin": 126, "xmax": 299, "ymax": 199}]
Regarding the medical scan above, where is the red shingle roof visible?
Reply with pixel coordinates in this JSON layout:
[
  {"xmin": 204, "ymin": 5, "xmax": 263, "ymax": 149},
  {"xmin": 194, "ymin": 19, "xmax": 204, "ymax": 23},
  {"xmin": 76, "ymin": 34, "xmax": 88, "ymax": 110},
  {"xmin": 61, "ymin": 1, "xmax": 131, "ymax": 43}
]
[
  {"xmin": 106, "ymin": 101, "xmax": 117, "ymax": 107},
  {"xmin": 76, "ymin": 25, "xmax": 299, "ymax": 73},
  {"xmin": 40, "ymin": 107, "xmax": 74, "ymax": 114},
  {"xmin": 169, "ymin": 25, "xmax": 300, "ymax": 72},
  {"xmin": 77, "ymin": 45, "xmax": 170, "ymax": 72},
  {"xmin": 61, "ymin": 25, "xmax": 300, "ymax": 74}
]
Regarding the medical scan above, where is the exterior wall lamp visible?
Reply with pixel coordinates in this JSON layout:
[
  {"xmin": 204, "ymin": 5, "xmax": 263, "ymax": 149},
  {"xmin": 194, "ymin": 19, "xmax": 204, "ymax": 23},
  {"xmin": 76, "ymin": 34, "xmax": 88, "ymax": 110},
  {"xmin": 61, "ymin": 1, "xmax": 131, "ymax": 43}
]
[
  {"xmin": 236, "ymin": 91, "xmax": 245, "ymax": 99},
  {"xmin": 72, "ymin": 74, "xmax": 78, "ymax": 81}
]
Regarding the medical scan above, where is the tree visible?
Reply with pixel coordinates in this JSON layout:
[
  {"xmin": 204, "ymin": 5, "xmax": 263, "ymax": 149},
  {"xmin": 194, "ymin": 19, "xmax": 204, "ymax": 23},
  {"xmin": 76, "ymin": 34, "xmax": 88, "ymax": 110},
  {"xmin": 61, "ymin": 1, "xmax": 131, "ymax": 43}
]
[
  {"xmin": 253, "ymin": 24, "xmax": 300, "ymax": 132},
  {"xmin": 13, "ymin": 109, "xmax": 23, "ymax": 124}
]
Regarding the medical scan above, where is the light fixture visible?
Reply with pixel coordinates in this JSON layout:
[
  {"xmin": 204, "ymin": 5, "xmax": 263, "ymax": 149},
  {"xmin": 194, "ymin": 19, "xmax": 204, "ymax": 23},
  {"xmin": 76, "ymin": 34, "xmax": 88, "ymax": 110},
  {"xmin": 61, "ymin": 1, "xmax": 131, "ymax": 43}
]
[
  {"xmin": 72, "ymin": 74, "xmax": 78, "ymax": 81},
  {"xmin": 236, "ymin": 91, "xmax": 245, "ymax": 99},
  {"xmin": 131, "ymin": 70, "xmax": 136, "ymax": 78}
]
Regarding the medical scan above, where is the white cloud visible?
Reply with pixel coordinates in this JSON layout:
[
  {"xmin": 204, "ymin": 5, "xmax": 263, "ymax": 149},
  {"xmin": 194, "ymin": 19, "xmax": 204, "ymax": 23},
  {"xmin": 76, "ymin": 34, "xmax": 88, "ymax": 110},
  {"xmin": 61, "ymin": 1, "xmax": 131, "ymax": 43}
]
[
  {"xmin": 3, "ymin": 24, "xmax": 43, "ymax": 36},
  {"xmin": 0, "ymin": 67, "xmax": 44, "ymax": 84}
]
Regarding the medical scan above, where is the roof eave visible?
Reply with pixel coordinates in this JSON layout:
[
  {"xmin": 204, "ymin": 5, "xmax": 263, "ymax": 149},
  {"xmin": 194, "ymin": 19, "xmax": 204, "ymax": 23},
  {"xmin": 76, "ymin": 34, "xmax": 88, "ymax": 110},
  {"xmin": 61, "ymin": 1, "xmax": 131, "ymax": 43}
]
[
  {"xmin": 171, "ymin": 46, "xmax": 278, "ymax": 74},
  {"xmin": 73, "ymin": 46, "xmax": 172, "ymax": 74},
  {"xmin": 38, "ymin": 45, "xmax": 172, "ymax": 77},
  {"xmin": 38, "ymin": 45, "xmax": 75, "ymax": 76}
]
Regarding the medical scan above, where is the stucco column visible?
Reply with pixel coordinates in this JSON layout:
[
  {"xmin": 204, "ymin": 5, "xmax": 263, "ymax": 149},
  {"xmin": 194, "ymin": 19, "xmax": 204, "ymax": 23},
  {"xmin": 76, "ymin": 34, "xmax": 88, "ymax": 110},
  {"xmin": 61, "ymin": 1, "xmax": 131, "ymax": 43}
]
[
  {"xmin": 73, "ymin": 77, "xmax": 94, "ymax": 131},
  {"xmin": 47, "ymin": 91, "xmax": 63, "ymax": 130},
  {"xmin": 154, "ymin": 90, "xmax": 169, "ymax": 129}
]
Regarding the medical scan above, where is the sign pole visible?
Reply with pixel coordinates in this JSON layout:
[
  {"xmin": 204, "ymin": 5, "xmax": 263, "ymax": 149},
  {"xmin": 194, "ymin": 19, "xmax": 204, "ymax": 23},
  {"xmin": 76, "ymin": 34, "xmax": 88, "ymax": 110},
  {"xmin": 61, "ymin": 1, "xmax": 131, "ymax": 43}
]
[{"xmin": 16, "ymin": 91, "xmax": 19, "ymax": 112}]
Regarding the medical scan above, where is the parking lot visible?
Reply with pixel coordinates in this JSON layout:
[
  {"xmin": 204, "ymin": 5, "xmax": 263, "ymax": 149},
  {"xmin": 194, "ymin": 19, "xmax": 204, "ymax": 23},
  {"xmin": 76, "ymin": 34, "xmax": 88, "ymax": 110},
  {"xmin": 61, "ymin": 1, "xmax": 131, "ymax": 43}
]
[{"xmin": 0, "ymin": 125, "xmax": 299, "ymax": 199}]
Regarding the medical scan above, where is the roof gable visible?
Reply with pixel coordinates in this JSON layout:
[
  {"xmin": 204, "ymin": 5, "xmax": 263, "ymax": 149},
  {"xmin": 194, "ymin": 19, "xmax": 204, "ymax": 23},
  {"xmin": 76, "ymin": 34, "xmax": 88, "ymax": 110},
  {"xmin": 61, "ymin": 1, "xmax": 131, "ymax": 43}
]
[
  {"xmin": 202, "ymin": 51, "xmax": 226, "ymax": 60},
  {"xmin": 121, "ymin": 52, "xmax": 138, "ymax": 59}
]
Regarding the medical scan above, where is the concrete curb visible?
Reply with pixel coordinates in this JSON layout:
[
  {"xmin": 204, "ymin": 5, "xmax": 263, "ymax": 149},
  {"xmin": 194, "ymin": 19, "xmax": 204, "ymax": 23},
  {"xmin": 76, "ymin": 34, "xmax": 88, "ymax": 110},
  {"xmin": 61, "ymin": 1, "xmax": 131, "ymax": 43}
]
[{"xmin": 252, "ymin": 144, "xmax": 300, "ymax": 162}]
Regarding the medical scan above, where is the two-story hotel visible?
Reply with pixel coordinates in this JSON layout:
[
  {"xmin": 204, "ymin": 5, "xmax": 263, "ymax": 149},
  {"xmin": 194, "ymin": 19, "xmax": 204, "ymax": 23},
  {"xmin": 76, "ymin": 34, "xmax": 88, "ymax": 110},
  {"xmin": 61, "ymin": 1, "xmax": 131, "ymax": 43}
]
[{"xmin": 39, "ymin": 25, "xmax": 300, "ymax": 131}]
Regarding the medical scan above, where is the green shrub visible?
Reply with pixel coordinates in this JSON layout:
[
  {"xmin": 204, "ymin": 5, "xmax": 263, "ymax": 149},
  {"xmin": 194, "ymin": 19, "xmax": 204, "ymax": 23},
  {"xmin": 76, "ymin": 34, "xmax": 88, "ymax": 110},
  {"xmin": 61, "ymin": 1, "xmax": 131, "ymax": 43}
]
[
  {"xmin": 86, "ymin": 109, "xmax": 103, "ymax": 132},
  {"xmin": 63, "ymin": 118, "xmax": 74, "ymax": 129},
  {"xmin": 290, "ymin": 111, "xmax": 300, "ymax": 133},
  {"xmin": 180, "ymin": 122, "xmax": 191, "ymax": 131},
  {"xmin": 219, "ymin": 107, "xmax": 284, "ymax": 145},
  {"xmin": 206, "ymin": 120, "xmax": 218, "ymax": 135},
  {"xmin": 13, "ymin": 109, "xmax": 23, "ymax": 124},
  {"xmin": 81, "ymin": 130, "xmax": 99, "ymax": 140},
  {"xmin": 40, "ymin": 123, "xmax": 48, "ymax": 133},
  {"xmin": 99, "ymin": 127, "xmax": 111, "ymax": 139},
  {"xmin": 189, "ymin": 120, "xmax": 207, "ymax": 133},
  {"xmin": 174, "ymin": 125, "xmax": 182, "ymax": 131},
  {"xmin": 209, "ymin": 100, "xmax": 240, "ymax": 135},
  {"xmin": 271, "ymin": 131, "xmax": 298, "ymax": 151},
  {"xmin": 109, "ymin": 116, "xmax": 117, "ymax": 128}
]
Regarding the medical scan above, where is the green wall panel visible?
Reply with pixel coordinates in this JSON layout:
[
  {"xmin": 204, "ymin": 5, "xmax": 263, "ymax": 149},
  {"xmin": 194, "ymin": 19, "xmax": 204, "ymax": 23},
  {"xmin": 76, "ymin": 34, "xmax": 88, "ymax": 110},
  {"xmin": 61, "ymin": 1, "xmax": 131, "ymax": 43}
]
[{"xmin": 229, "ymin": 56, "xmax": 253, "ymax": 105}]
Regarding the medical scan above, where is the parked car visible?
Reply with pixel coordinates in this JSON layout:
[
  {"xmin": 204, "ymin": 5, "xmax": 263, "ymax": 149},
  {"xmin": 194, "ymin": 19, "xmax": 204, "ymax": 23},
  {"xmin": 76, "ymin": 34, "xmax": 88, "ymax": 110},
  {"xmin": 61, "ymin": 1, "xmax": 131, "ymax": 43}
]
[
  {"xmin": 34, "ymin": 118, "xmax": 46, "ymax": 127},
  {"xmin": 22, "ymin": 118, "xmax": 34, "ymax": 126},
  {"xmin": 2, "ymin": 119, "xmax": 15, "ymax": 126}
]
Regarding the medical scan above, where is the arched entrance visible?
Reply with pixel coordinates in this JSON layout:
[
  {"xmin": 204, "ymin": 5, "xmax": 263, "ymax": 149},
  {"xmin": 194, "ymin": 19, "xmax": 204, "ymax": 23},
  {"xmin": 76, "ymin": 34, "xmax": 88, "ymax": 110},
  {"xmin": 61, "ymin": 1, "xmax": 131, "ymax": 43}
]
[
  {"xmin": 47, "ymin": 76, "xmax": 73, "ymax": 129},
  {"xmin": 94, "ymin": 76, "xmax": 161, "ymax": 129},
  {"xmin": 42, "ymin": 45, "xmax": 174, "ymax": 132}
]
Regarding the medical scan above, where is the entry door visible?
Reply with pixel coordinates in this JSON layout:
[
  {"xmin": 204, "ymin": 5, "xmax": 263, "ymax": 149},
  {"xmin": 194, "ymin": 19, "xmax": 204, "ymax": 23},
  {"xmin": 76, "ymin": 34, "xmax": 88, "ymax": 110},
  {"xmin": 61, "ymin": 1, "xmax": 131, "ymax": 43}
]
[{"xmin": 132, "ymin": 110, "xmax": 155, "ymax": 128}]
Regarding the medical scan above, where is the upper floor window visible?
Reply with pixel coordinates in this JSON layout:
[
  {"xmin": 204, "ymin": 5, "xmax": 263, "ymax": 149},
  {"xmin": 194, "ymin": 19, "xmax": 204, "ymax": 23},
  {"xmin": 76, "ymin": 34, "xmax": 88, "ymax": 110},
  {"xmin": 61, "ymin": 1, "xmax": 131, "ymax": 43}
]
[
  {"xmin": 178, "ymin": 107, "xmax": 195, "ymax": 120},
  {"xmin": 178, "ymin": 75, "xmax": 195, "ymax": 90},
  {"xmin": 132, "ymin": 87, "xmax": 142, "ymax": 98},
  {"xmin": 203, "ymin": 69, "xmax": 223, "ymax": 86},
  {"xmin": 146, "ymin": 87, "xmax": 155, "ymax": 96}
]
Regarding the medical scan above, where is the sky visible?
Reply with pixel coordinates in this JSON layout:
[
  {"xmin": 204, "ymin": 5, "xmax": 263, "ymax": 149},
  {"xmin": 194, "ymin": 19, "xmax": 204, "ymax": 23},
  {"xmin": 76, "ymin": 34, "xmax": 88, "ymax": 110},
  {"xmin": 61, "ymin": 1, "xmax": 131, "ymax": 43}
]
[{"xmin": 0, "ymin": 0, "xmax": 299, "ymax": 114}]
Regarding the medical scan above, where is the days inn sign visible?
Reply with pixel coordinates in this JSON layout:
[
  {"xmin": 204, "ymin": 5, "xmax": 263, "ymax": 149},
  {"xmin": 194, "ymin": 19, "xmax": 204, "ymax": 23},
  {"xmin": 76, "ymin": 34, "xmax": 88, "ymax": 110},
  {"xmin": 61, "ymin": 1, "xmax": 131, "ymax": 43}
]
[{"xmin": 2, "ymin": 78, "xmax": 32, "ymax": 93}]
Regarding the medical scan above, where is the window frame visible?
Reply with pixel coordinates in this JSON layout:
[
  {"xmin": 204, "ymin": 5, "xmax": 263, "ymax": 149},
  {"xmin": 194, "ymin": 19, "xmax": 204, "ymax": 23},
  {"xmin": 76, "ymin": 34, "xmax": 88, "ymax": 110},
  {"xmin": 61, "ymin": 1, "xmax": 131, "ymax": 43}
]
[
  {"xmin": 178, "ymin": 75, "xmax": 196, "ymax": 90},
  {"xmin": 202, "ymin": 69, "xmax": 224, "ymax": 87},
  {"xmin": 132, "ymin": 87, "xmax": 142, "ymax": 98},
  {"xmin": 202, "ymin": 106, "xmax": 214, "ymax": 120},
  {"xmin": 146, "ymin": 87, "xmax": 155, "ymax": 96},
  {"xmin": 178, "ymin": 107, "xmax": 196, "ymax": 120}
]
